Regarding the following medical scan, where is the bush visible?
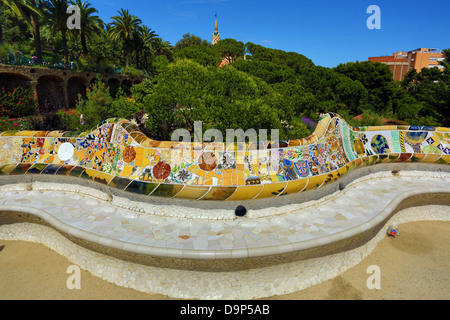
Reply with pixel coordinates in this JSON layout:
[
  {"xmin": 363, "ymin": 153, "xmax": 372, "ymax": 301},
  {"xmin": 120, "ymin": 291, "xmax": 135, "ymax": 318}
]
[
  {"xmin": 110, "ymin": 91, "xmax": 141, "ymax": 120},
  {"xmin": 57, "ymin": 109, "xmax": 82, "ymax": 131},
  {"xmin": 30, "ymin": 112, "xmax": 65, "ymax": 131},
  {"xmin": 351, "ymin": 110, "xmax": 383, "ymax": 127},
  {"xmin": 0, "ymin": 44, "xmax": 14, "ymax": 64},
  {"xmin": 0, "ymin": 117, "xmax": 33, "ymax": 131},
  {"xmin": 0, "ymin": 86, "xmax": 38, "ymax": 118},
  {"xmin": 76, "ymin": 77, "xmax": 114, "ymax": 127},
  {"xmin": 121, "ymin": 66, "xmax": 140, "ymax": 77}
]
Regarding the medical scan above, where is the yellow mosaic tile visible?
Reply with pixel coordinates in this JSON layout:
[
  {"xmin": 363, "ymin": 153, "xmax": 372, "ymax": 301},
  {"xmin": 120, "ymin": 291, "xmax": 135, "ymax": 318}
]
[
  {"xmin": 254, "ymin": 182, "xmax": 288, "ymax": 199},
  {"xmin": 226, "ymin": 185, "xmax": 263, "ymax": 201},
  {"xmin": 201, "ymin": 186, "xmax": 237, "ymax": 201},
  {"xmin": 438, "ymin": 154, "xmax": 450, "ymax": 164},
  {"xmin": 282, "ymin": 178, "xmax": 309, "ymax": 195},
  {"xmin": 174, "ymin": 186, "xmax": 210, "ymax": 200},
  {"xmin": 95, "ymin": 172, "xmax": 115, "ymax": 185},
  {"xmin": 303, "ymin": 175, "xmax": 326, "ymax": 192},
  {"xmin": 120, "ymin": 166, "xmax": 133, "ymax": 178}
]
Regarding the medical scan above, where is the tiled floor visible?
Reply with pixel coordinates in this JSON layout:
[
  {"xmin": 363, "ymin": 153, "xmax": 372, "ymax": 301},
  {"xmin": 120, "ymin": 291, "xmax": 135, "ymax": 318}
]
[{"xmin": 1, "ymin": 171, "xmax": 449, "ymax": 260}]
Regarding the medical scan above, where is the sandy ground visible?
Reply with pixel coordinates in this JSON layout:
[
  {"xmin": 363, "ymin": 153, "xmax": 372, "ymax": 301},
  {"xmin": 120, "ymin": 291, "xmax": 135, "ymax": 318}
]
[{"xmin": 0, "ymin": 221, "xmax": 448, "ymax": 300}]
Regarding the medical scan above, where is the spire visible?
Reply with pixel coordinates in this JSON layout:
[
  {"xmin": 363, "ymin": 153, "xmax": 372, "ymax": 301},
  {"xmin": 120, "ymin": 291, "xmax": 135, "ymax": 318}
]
[{"xmin": 212, "ymin": 13, "xmax": 221, "ymax": 45}]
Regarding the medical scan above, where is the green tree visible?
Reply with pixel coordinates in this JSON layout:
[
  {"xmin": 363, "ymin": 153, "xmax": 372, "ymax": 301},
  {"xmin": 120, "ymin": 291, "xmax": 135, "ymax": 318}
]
[
  {"xmin": 298, "ymin": 66, "xmax": 368, "ymax": 115},
  {"xmin": 175, "ymin": 33, "xmax": 209, "ymax": 50},
  {"xmin": 1, "ymin": 0, "xmax": 44, "ymax": 63},
  {"xmin": 231, "ymin": 59, "xmax": 297, "ymax": 84},
  {"xmin": 108, "ymin": 8, "xmax": 142, "ymax": 67},
  {"xmin": 140, "ymin": 60, "xmax": 290, "ymax": 141},
  {"xmin": 271, "ymin": 81, "xmax": 316, "ymax": 117},
  {"xmin": 402, "ymin": 66, "xmax": 448, "ymax": 125},
  {"xmin": 214, "ymin": 38, "xmax": 245, "ymax": 64},
  {"xmin": 334, "ymin": 61, "xmax": 395, "ymax": 113},
  {"xmin": 151, "ymin": 37, "xmax": 173, "ymax": 62},
  {"xmin": 245, "ymin": 42, "xmax": 315, "ymax": 73},
  {"xmin": 174, "ymin": 44, "xmax": 219, "ymax": 67},
  {"xmin": 45, "ymin": 0, "xmax": 71, "ymax": 66},
  {"xmin": 138, "ymin": 25, "xmax": 158, "ymax": 70},
  {"xmin": 70, "ymin": 0, "xmax": 104, "ymax": 56},
  {"xmin": 76, "ymin": 77, "xmax": 114, "ymax": 127},
  {"xmin": 394, "ymin": 94, "xmax": 424, "ymax": 121},
  {"xmin": 131, "ymin": 25, "xmax": 158, "ymax": 70}
]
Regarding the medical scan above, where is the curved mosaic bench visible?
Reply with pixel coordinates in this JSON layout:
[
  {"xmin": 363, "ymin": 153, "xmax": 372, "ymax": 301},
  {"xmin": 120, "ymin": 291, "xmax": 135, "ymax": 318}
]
[{"xmin": 0, "ymin": 113, "xmax": 449, "ymax": 201}]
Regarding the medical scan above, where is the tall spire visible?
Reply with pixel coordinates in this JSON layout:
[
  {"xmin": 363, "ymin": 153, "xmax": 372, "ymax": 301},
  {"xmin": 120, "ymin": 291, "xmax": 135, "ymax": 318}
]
[{"xmin": 212, "ymin": 13, "xmax": 221, "ymax": 45}]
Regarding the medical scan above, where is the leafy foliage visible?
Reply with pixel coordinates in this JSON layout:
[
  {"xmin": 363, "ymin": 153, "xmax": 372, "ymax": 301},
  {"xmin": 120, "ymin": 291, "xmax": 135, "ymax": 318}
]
[
  {"xmin": 0, "ymin": 86, "xmax": 38, "ymax": 118},
  {"xmin": 0, "ymin": 1, "xmax": 449, "ymax": 135}
]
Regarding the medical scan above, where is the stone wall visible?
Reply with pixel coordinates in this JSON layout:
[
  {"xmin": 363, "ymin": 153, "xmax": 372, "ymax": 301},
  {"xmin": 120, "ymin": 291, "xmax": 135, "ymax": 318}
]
[{"xmin": 0, "ymin": 65, "xmax": 142, "ymax": 108}]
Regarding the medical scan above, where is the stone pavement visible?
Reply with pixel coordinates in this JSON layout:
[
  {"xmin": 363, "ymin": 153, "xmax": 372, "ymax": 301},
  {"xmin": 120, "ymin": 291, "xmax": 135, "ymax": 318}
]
[{"xmin": 1, "ymin": 171, "xmax": 449, "ymax": 260}]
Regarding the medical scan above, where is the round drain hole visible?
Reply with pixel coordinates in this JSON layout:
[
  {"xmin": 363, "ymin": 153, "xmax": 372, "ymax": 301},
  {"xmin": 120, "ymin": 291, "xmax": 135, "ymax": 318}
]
[{"xmin": 235, "ymin": 206, "xmax": 247, "ymax": 217}]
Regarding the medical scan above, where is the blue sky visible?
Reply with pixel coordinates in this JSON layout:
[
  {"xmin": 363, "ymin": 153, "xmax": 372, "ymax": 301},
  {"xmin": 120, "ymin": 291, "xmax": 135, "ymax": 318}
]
[{"xmin": 91, "ymin": 0, "xmax": 449, "ymax": 68}]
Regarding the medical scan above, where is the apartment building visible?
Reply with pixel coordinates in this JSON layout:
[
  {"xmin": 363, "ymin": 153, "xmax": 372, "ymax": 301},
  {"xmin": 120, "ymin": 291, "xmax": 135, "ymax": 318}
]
[{"xmin": 369, "ymin": 48, "xmax": 445, "ymax": 81}]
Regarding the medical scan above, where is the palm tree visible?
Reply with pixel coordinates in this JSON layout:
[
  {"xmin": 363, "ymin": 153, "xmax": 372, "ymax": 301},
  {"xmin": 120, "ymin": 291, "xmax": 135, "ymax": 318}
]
[
  {"xmin": 70, "ymin": 0, "xmax": 104, "ymax": 55},
  {"xmin": 109, "ymin": 9, "xmax": 142, "ymax": 68},
  {"xmin": 1, "ymin": 0, "xmax": 44, "ymax": 63},
  {"xmin": 153, "ymin": 37, "xmax": 173, "ymax": 62},
  {"xmin": 45, "ymin": 0, "xmax": 70, "ymax": 67},
  {"xmin": 132, "ymin": 25, "xmax": 158, "ymax": 69}
]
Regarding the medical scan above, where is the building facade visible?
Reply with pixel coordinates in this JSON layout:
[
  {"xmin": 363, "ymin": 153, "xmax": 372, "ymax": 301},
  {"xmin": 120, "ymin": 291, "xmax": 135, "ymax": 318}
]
[{"xmin": 369, "ymin": 48, "xmax": 445, "ymax": 81}]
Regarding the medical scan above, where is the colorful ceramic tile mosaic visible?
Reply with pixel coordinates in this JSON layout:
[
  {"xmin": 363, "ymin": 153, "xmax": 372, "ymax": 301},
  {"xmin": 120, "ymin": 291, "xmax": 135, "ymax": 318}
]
[{"xmin": 0, "ymin": 113, "xmax": 449, "ymax": 201}]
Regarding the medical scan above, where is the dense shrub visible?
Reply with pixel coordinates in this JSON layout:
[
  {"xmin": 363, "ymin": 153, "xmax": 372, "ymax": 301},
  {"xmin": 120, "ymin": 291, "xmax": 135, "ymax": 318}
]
[
  {"xmin": 57, "ymin": 108, "xmax": 83, "ymax": 131},
  {"xmin": 0, "ymin": 86, "xmax": 38, "ymax": 118},
  {"xmin": 76, "ymin": 78, "xmax": 115, "ymax": 128},
  {"xmin": 0, "ymin": 117, "xmax": 33, "ymax": 131},
  {"xmin": 76, "ymin": 78, "xmax": 140, "ymax": 128}
]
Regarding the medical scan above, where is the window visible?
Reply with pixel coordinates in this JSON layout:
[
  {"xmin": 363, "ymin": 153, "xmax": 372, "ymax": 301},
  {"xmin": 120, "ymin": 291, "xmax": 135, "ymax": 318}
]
[
  {"xmin": 438, "ymin": 57, "xmax": 445, "ymax": 62},
  {"xmin": 430, "ymin": 57, "xmax": 437, "ymax": 61}
]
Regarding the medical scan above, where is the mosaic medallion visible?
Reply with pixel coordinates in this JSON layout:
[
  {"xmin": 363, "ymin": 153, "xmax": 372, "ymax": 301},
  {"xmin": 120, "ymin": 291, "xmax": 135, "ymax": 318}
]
[
  {"xmin": 199, "ymin": 152, "xmax": 218, "ymax": 172},
  {"xmin": 153, "ymin": 161, "xmax": 171, "ymax": 180},
  {"xmin": 175, "ymin": 168, "xmax": 192, "ymax": 184},
  {"xmin": 57, "ymin": 143, "xmax": 75, "ymax": 161},
  {"xmin": 353, "ymin": 138, "xmax": 366, "ymax": 156},
  {"xmin": 371, "ymin": 135, "xmax": 390, "ymax": 154},
  {"xmin": 123, "ymin": 146, "xmax": 136, "ymax": 164}
]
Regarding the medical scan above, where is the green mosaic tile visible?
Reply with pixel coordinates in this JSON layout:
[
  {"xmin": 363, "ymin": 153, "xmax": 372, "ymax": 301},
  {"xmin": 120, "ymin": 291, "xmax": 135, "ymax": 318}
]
[
  {"xmin": 26, "ymin": 163, "xmax": 49, "ymax": 174},
  {"xmin": 40, "ymin": 164, "xmax": 62, "ymax": 175},
  {"xmin": 152, "ymin": 184, "xmax": 184, "ymax": 198},
  {"xmin": 55, "ymin": 165, "xmax": 74, "ymax": 176},
  {"xmin": 69, "ymin": 166, "xmax": 85, "ymax": 177},
  {"xmin": 108, "ymin": 176, "xmax": 132, "ymax": 190},
  {"xmin": 0, "ymin": 164, "xmax": 17, "ymax": 175},
  {"xmin": 125, "ymin": 180, "xmax": 159, "ymax": 195},
  {"xmin": 9, "ymin": 164, "xmax": 32, "ymax": 175}
]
